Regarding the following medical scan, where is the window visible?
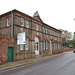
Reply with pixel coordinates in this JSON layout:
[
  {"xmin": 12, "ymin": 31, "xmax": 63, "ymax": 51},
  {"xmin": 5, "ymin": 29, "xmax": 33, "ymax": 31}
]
[
  {"xmin": 58, "ymin": 33, "xmax": 61, "ymax": 37},
  {"xmin": 50, "ymin": 30, "xmax": 52, "ymax": 35},
  {"xmin": 46, "ymin": 41, "xmax": 48, "ymax": 49},
  {"xmin": 58, "ymin": 43, "xmax": 60, "ymax": 50},
  {"xmin": 20, "ymin": 44, "xmax": 24, "ymax": 50},
  {"xmin": 46, "ymin": 28, "xmax": 47, "ymax": 33},
  {"xmin": 21, "ymin": 18, "xmax": 24, "ymax": 26},
  {"xmin": 42, "ymin": 27, "xmax": 45, "ymax": 33},
  {"xmin": 26, "ymin": 20, "xmax": 29, "ymax": 28},
  {"xmin": 56, "ymin": 32, "xmax": 57, "ymax": 36},
  {"xmin": 36, "ymin": 24, "xmax": 38, "ymax": 30},
  {"xmin": 51, "ymin": 30, "xmax": 54, "ymax": 35},
  {"xmin": 7, "ymin": 18, "xmax": 10, "ymax": 26},
  {"xmin": 54, "ymin": 42, "xmax": 57, "ymax": 50},
  {"xmin": 54, "ymin": 43, "xmax": 55, "ymax": 50},
  {"xmin": 25, "ymin": 38, "xmax": 29, "ymax": 50},
  {"xmin": 55, "ymin": 43, "xmax": 57, "ymax": 49},
  {"xmin": 43, "ymin": 40, "xmax": 45, "ymax": 49}
]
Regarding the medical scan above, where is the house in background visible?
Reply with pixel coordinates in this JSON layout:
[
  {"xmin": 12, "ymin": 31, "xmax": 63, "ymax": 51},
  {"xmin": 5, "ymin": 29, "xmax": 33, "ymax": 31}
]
[{"xmin": 0, "ymin": 9, "xmax": 63, "ymax": 63}]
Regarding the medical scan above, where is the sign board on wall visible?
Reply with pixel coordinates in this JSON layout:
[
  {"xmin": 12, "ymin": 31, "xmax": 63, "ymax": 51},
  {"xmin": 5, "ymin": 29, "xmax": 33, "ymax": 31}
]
[{"xmin": 17, "ymin": 32, "xmax": 26, "ymax": 45}]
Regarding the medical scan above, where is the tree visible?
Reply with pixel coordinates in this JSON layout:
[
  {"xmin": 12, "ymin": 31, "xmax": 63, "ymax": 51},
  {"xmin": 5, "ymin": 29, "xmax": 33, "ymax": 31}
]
[
  {"xmin": 59, "ymin": 29, "xmax": 72, "ymax": 46},
  {"xmin": 73, "ymin": 32, "xmax": 75, "ymax": 48},
  {"xmin": 73, "ymin": 32, "xmax": 75, "ymax": 41}
]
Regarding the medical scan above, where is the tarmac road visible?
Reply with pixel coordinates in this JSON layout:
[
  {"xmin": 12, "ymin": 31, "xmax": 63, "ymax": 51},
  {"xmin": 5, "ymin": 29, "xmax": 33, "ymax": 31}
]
[{"xmin": 0, "ymin": 52, "xmax": 75, "ymax": 75}]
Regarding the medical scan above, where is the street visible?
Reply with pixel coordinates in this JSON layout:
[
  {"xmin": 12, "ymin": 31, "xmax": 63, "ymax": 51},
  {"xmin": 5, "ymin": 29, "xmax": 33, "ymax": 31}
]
[{"xmin": 0, "ymin": 52, "xmax": 75, "ymax": 75}]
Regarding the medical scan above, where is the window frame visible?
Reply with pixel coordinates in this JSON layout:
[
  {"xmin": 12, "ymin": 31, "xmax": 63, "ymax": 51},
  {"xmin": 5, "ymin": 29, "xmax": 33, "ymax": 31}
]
[
  {"xmin": 7, "ymin": 18, "xmax": 10, "ymax": 26},
  {"xmin": 25, "ymin": 37, "xmax": 29, "ymax": 50},
  {"xmin": 43, "ymin": 40, "xmax": 45, "ymax": 50},
  {"xmin": 26, "ymin": 20, "xmax": 29, "ymax": 28},
  {"xmin": 21, "ymin": 18, "xmax": 24, "ymax": 26},
  {"xmin": 36, "ymin": 24, "xmax": 38, "ymax": 30},
  {"xmin": 20, "ymin": 44, "xmax": 24, "ymax": 50},
  {"xmin": 46, "ymin": 28, "xmax": 47, "ymax": 33},
  {"xmin": 46, "ymin": 41, "xmax": 48, "ymax": 50},
  {"xmin": 42, "ymin": 27, "xmax": 45, "ymax": 33}
]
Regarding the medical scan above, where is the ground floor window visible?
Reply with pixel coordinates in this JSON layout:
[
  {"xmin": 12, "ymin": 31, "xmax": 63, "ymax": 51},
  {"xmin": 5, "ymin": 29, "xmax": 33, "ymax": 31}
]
[
  {"xmin": 58, "ymin": 44, "xmax": 60, "ymax": 50},
  {"xmin": 25, "ymin": 37, "xmax": 29, "ymax": 50},
  {"xmin": 54, "ymin": 43, "xmax": 55, "ymax": 50},
  {"xmin": 55, "ymin": 43, "xmax": 57, "ymax": 50},
  {"xmin": 20, "ymin": 44, "xmax": 24, "ymax": 50},
  {"xmin": 43, "ymin": 40, "xmax": 45, "ymax": 50},
  {"xmin": 46, "ymin": 41, "xmax": 48, "ymax": 50},
  {"xmin": 58, "ymin": 43, "xmax": 61, "ymax": 50},
  {"xmin": 59, "ymin": 44, "xmax": 61, "ymax": 49},
  {"xmin": 54, "ymin": 42, "xmax": 58, "ymax": 50}
]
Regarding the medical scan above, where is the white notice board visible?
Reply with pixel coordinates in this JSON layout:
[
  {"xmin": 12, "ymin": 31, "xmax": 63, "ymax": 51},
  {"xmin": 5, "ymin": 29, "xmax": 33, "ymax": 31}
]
[{"xmin": 17, "ymin": 32, "xmax": 26, "ymax": 45}]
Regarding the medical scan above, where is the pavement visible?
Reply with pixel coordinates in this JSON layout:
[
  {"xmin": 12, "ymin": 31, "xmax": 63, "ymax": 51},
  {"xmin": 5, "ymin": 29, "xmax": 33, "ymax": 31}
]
[{"xmin": 0, "ymin": 51, "xmax": 71, "ymax": 72}]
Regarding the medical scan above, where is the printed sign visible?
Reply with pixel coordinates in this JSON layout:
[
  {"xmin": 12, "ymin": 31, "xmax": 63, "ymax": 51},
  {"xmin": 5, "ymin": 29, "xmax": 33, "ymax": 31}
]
[{"xmin": 17, "ymin": 32, "xmax": 26, "ymax": 45}]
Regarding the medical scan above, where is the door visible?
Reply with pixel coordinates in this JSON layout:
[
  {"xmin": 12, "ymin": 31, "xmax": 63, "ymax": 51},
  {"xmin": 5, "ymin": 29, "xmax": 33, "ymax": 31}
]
[
  {"xmin": 50, "ymin": 41, "xmax": 52, "ymax": 55},
  {"xmin": 35, "ymin": 37, "xmax": 39, "ymax": 55},
  {"xmin": 8, "ymin": 47, "xmax": 14, "ymax": 62}
]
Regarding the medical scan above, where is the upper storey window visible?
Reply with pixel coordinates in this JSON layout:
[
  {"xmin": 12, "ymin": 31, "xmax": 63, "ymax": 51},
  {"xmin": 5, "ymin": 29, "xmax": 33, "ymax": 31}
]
[
  {"xmin": 54, "ymin": 31, "xmax": 56, "ymax": 36},
  {"xmin": 36, "ymin": 24, "xmax": 38, "ymax": 30},
  {"xmin": 59, "ymin": 33, "xmax": 61, "ymax": 37},
  {"xmin": 50, "ymin": 30, "xmax": 52, "ymax": 35},
  {"xmin": 42, "ymin": 27, "xmax": 45, "ymax": 33},
  {"xmin": 56, "ymin": 32, "xmax": 57, "ymax": 36},
  {"xmin": 26, "ymin": 20, "xmax": 29, "ymax": 28},
  {"xmin": 46, "ymin": 28, "xmax": 47, "ymax": 33},
  {"xmin": 7, "ymin": 18, "xmax": 10, "ymax": 26},
  {"xmin": 21, "ymin": 18, "xmax": 24, "ymax": 26},
  {"xmin": 58, "ymin": 33, "xmax": 61, "ymax": 37}
]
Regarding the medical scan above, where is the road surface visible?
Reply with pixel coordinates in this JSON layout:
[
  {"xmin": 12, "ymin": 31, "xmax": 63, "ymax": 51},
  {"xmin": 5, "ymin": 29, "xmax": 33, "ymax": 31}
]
[{"xmin": 0, "ymin": 52, "xmax": 75, "ymax": 75}]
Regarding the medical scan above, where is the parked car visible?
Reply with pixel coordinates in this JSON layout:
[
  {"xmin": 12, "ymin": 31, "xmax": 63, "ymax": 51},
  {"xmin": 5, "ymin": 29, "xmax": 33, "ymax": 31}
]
[{"xmin": 73, "ymin": 49, "xmax": 75, "ymax": 53}]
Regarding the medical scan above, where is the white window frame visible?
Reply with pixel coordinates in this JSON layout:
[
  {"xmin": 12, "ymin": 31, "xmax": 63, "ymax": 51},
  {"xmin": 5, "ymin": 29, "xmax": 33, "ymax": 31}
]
[
  {"xmin": 26, "ymin": 20, "xmax": 29, "ymax": 28},
  {"xmin": 50, "ymin": 30, "xmax": 52, "ymax": 35},
  {"xmin": 20, "ymin": 44, "xmax": 24, "ymax": 50},
  {"xmin": 36, "ymin": 24, "xmax": 38, "ymax": 30},
  {"xmin": 42, "ymin": 27, "xmax": 45, "ymax": 33},
  {"xmin": 56, "ymin": 32, "xmax": 57, "ymax": 36},
  {"xmin": 58, "ymin": 43, "xmax": 59, "ymax": 50},
  {"xmin": 46, "ymin": 41, "xmax": 48, "ymax": 50},
  {"xmin": 25, "ymin": 37, "xmax": 29, "ymax": 50},
  {"xmin": 46, "ymin": 28, "xmax": 47, "ymax": 33},
  {"xmin": 7, "ymin": 18, "xmax": 10, "ymax": 26},
  {"xmin": 54, "ymin": 43, "xmax": 55, "ymax": 50},
  {"xmin": 43, "ymin": 40, "xmax": 45, "ymax": 50},
  {"xmin": 21, "ymin": 18, "xmax": 24, "ymax": 26}
]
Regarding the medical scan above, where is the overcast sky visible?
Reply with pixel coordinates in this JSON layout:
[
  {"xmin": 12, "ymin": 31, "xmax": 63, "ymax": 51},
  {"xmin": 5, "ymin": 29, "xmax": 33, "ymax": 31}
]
[{"xmin": 0, "ymin": 0, "xmax": 75, "ymax": 33}]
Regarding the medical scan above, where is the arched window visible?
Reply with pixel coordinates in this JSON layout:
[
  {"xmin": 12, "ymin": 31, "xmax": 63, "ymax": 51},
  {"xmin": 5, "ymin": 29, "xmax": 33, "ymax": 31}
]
[{"xmin": 25, "ymin": 37, "xmax": 29, "ymax": 50}]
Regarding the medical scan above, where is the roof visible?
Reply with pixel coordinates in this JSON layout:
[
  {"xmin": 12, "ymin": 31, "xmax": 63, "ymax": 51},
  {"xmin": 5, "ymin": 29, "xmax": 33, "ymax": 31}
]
[{"xmin": 0, "ymin": 9, "xmax": 61, "ymax": 32}]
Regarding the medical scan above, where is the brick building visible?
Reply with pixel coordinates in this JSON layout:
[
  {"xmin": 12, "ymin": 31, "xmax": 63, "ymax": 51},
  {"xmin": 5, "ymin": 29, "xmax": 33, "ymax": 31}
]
[{"xmin": 0, "ymin": 9, "xmax": 63, "ymax": 63}]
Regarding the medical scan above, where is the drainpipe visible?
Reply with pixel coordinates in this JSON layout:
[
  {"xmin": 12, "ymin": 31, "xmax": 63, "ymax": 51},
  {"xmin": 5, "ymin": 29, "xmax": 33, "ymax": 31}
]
[
  {"xmin": 31, "ymin": 18, "xmax": 33, "ymax": 58},
  {"xmin": 11, "ymin": 11, "xmax": 14, "ymax": 37}
]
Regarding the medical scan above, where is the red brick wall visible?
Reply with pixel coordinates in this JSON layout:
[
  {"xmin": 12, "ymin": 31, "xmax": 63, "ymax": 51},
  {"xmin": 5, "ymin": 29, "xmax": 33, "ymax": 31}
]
[
  {"xmin": 64, "ymin": 47, "xmax": 74, "ymax": 52},
  {"xmin": 0, "ymin": 34, "xmax": 14, "ymax": 64}
]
